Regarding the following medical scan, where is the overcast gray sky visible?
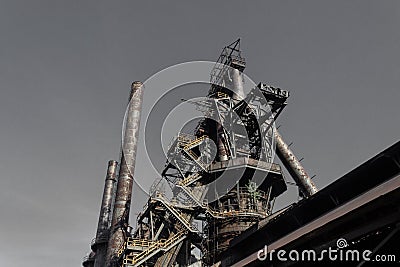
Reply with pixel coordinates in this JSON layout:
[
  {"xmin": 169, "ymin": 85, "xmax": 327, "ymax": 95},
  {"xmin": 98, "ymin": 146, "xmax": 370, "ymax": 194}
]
[{"xmin": 0, "ymin": 1, "xmax": 399, "ymax": 266}]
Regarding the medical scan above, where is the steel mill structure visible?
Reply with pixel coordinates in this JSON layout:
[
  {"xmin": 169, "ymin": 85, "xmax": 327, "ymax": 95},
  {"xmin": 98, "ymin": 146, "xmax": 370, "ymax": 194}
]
[
  {"xmin": 82, "ymin": 39, "xmax": 317, "ymax": 267},
  {"xmin": 83, "ymin": 40, "xmax": 400, "ymax": 267}
]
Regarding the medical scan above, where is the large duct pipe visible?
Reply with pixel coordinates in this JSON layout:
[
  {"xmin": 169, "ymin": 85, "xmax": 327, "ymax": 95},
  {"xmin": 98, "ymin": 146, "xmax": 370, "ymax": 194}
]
[
  {"xmin": 274, "ymin": 130, "xmax": 318, "ymax": 197},
  {"xmin": 216, "ymin": 67, "xmax": 244, "ymax": 161},
  {"xmin": 106, "ymin": 81, "xmax": 145, "ymax": 266},
  {"xmin": 93, "ymin": 160, "xmax": 118, "ymax": 267}
]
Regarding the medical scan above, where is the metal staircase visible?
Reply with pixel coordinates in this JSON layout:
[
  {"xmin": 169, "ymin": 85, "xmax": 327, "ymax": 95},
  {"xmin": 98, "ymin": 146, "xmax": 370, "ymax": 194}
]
[
  {"xmin": 152, "ymin": 193, "xmax": 199, "ymax": 233},
  {"xmin": 122, "ymin": 231, "xmax": 187, "ymax": 267}
]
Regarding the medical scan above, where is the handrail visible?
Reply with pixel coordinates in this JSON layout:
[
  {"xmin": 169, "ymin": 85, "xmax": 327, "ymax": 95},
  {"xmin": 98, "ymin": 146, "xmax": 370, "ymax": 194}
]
[
  {"xmin": 183, "ymin": 135, "xmax": 207, "ymax": 150},
  {"xmin": 123, "ymin": 231, "xmax": 187, "ymax": 266},
  {"xmin": 177, "ymin": 132, "xmax": 195, "ymax": 143},
  {"xmin": 153, "ymin": 194, "xmax": 199, "ymax": 233},
  {"xmin": 174, "ymin": 185, "xmax": 268, "ymax": 219},
  {"xmin": 183, "ymin": 149, "xmax": 207, "ymax": 171},
  {"xmin": 176, "ymin": 185, "xmax": 204, "ymax": 208},
  {"xmin": 217, "ymin": 92, "xmax": 229, "ymax": 98},
  {"xmin": 178, "ymin": 173, "xmax": 201, "ymax": 186}
]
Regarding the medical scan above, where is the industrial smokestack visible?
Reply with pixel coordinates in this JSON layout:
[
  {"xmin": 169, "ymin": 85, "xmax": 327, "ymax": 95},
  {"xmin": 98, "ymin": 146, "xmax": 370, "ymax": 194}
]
[
  {"xmin": 93, "ymin": 160, "xmax": 118, "ymax": 267},
  {"xmin": 106, "ymin": 81, "xmax": 145, "ymax": 266},
  {"xmin": 274, "ymin": 130, "xmax": 318, "ymax": 197}
]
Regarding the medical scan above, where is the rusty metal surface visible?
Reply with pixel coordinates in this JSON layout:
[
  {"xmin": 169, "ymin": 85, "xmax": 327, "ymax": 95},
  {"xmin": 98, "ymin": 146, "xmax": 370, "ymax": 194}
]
[
  {"xmin": 274, "ymin": 130, "xmax": 318, "ymax": 197},
  {"xmin": 217, "ymin": 128, "xmax": 229, "ymax": 161},
  {"xmin": 96, "ymin": 160, "xmax": 118, "ymax": 240},
  {"xmin": 93, "ymin": 160, "xmax": 118, "ymax": 267},
  {"xmin": 106, "ymin": 81, "xmax": 145, "ymax": 266}
]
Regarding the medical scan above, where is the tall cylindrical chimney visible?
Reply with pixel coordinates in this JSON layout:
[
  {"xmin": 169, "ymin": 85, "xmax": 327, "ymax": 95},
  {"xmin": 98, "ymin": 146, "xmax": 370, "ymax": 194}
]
[
  {"xmin": 106, "ymin": 81, "xmax": 145, "ymax": 266},
  {"xmin": 274, "ymin": 130, "xmax": 318, "ymax": 197},
  {"xmin": 93, "ymin": 160, "xmax": 118, "ymax": 267}
]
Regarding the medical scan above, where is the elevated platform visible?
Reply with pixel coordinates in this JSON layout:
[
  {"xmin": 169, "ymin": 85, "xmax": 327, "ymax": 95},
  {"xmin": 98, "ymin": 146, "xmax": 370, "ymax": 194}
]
[{"xmin": 205, "ymin": 158, "xmax": 287, "ymax": 200}]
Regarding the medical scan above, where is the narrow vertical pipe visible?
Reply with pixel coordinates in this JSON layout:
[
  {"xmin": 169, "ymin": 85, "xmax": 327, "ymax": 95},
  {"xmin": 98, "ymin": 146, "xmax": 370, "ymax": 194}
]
[
  {"xmin": 230, "ymin": 68, "xmax": 245, "ymax": 101},
  {"xmin": 274, "ymin": 130, "xmax": 318, "ymax": 197},
  {"xmin": 106, "ymin": 81, "xmax": 145, "ymax": 266},
  {"xmin": 94, "ymin": 160, "xmax": 118, "ymax": 267},
  {"xmin": 217, "ymin": 124, "xmax": 229, "ymax": 161},
  {"xmin": 150, "ymin": 211, "xmax": 155, "ymax": 240}
]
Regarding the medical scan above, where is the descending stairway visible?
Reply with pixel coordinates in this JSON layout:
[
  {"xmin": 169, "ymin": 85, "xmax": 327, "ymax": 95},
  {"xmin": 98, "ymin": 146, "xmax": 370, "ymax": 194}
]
[{"xmin": 122, "ymin": 231, "xmax": 187, "ymax": 267}]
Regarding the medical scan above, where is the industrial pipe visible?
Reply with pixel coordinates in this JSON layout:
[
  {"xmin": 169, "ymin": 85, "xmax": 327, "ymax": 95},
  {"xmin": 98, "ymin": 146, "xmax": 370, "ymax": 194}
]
[
  {"xmin": 274, "ymin": 130, "xmax": 318, "ymax": 197},
  {"xmin": 106, "ymin": 81, "xmax": 145, "ymax": 266},
  {"xmin": 230, "ymin": 68, "xmax": 245, "ymax": 101},
  {"xmin": 216, "ymin": 66, "xmax": 245, "ymax": 161},
  {"xmin": 94, "ymin": 160, "xmax": 118, "ymax": 267}
]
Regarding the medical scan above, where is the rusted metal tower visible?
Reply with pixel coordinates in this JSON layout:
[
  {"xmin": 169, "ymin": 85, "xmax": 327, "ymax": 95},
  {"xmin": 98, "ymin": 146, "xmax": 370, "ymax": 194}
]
[{"xmin": 83, "ymin": 39, "xmax": 317, "ymax": 267}]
